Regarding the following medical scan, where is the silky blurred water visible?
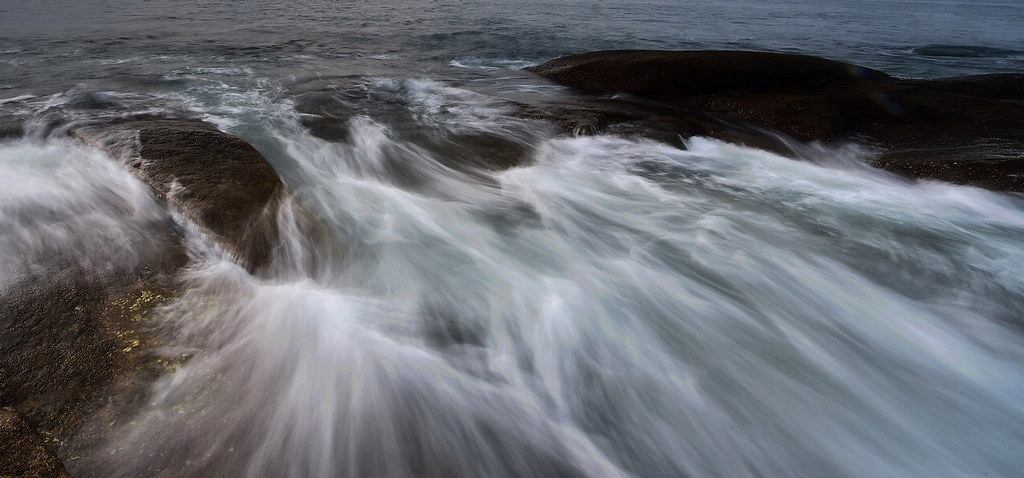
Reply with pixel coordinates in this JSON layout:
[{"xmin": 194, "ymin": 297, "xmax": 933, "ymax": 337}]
[{"xmin": 2, "ymin": 1, "xmax": 1024, "ymax": 477}]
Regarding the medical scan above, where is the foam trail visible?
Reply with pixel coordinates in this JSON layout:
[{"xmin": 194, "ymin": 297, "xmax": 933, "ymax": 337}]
[
  {"xmin": 2, "ymin": 1, "xmax": 1023, "ymax": 476},
  {"xmin": 68, "ymin": 115, "xmax": 1024, "ymax": 477},
  {"xmin": 0, "ymin": 138, "xmax": 176, "ymax": 284}
]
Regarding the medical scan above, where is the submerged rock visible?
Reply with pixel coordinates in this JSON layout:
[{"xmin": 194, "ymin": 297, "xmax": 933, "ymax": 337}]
[
  {"xmin": 527, "ymin": 50, "xmax": 1024, "ymax": 193},
  {"xmin": 514, "ymin": 97, "xmax": 800, "ymax": 158},
  {"xmin": 0, "ymin": 407, "xmax": 72, "ymax": 478},
  {"xmin": 293, "ymin": 90, "xmax": 355, "ymax": 143},
  {"xmin": 73, "ymin": 119, "xmax": 286, "ymax": 270},
  {"xmin": 291, "ymin": 83, "xmax": 536, "ymax": 172},
  {"xmin": 0, "ymin": 118, "xmax": 24, "ymax": 140}
]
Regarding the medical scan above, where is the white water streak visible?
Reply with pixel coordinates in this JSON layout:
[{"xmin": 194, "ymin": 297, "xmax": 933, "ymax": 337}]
[
  {"xmin": 0, "ymin": 138, "xmax": 171, "ymax": 283},
  {"xmin": 6, "ymin": 84, "xmax": 1023, "ymax": 478},
  {"xmin": 81, "ymin": 121, "xmax": 1024, "ymax": 477}
]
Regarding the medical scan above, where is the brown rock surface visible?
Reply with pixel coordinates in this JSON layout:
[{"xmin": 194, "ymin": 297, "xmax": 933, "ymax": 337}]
[
  {"xmin": 0, "ymin": 407, "xmax": 72, "ymax": 478},
  {"xmin": 73, "ymin": 119, "xmax": 286, "ymax": 270},
  {"xmin": 0, "ymin": 217, "xmax": 186, "ymax": 444},
  {"xmin": 1, "ymin": 118, "xmax": 310, "ymax": 471},
  {"xmin": 527, "ymin": 50, "xmax": 1024, "ymax": 193}
]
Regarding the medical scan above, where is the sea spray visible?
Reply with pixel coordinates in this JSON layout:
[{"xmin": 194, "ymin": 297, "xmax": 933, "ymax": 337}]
[
  {"xmin": 62, "ymin": 121, "xmax": 1024, "ymax": 477},
  {"xmin": 3, "ymin": 4, "xmax": 1024, "ymax": 470},
  {"xmin": 0, "ymin": 139, "xmax": 174, "ymax": 282}
]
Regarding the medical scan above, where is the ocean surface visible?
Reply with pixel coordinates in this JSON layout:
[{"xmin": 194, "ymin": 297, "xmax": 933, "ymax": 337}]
[{"xmin": 2, "ymin": 1, "xmax": 1024, "ymax": 477}]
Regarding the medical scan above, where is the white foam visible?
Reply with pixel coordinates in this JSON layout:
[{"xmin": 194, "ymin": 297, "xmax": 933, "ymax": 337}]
[
  {"xmin": 34, "ymin": 77, "xmax": 1024, "ymax": 478},
  {"xmin": 0, "ymin": 138, "xmax": 172, "ymax": 283},
  {"xmin": 0, "ymin": 94, "xmax": 34, "ymax": 104}
]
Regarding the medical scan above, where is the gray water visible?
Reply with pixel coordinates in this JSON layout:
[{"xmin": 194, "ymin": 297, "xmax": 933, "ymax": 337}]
[{"xmin": 2, "ymin": 1, "xmax": 1024, "ymax": 477}]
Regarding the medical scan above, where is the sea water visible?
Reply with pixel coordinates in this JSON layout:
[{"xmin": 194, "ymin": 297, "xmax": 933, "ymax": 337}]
[{"xmin": 2, "ymin": 1, "xmax": 1023, "ymax": 477}]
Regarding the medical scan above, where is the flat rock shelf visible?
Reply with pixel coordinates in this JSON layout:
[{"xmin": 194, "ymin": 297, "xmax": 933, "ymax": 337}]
[{"xmin": 526, "ymin": 50, "xmax": 1024, "ymax": 194}]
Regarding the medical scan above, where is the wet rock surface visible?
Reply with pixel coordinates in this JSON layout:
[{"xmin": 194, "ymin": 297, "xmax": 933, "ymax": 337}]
[
  {"xmin": 0, "ymin": 407, "xmax": 72, "ymax": 478},
  {"xmin": 293, "ymin": 89, "xmax": 356, "ymax": 143},
  {"xmin": 73, "ymin": 119, "xmax": 286, "ymax": 270},
  {"xmin": 514, "ymin": 97, "xmax": 800, "ymax": 158},
  {"xmin": 526, "ymin": 50, "xmax": 1024, "ymax": 193},
  {"xmin": 2, "ymin": 119, "xmax": 312, "ymax": 473},
  {"xmin": 526, "ymin": 50, "xmax": 892, "ymax": 99},
  {"xmin": 290, "ymin": 80, "xmax": 537, "ymax": 174},
  {"xmin": 0, "ymin": 213, "xmax": 186, "ymax": 449},
  {"xmin": 0, "ymin": 118, "xmax": 24, "ymax": 140}
]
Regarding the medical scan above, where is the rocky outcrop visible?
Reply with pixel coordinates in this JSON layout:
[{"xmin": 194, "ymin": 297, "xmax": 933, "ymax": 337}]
[
  {"xmin": 73, "ymin": 119, "xmax": 286, "ymax": 270},
  {"xmin": 0, "ymin": 241, "xmax": 186, "ymax": 444},
  {"xmin": 526, "ymin": 50, "xmax": 892, "ymax": 101},
  {"xmin": 0, "ymin": 203, "xmax": 186, "ymax": 477},
  {"xmin": 292, "ymin": 85, "xmax": 534, "ymax": 173},
  {"xmin": 1, "ymin": 118, "xmax": 316, "ymax": 473},
  {"xmin": 526, "ymin": 50, "xmax": 1024, "ymax": 193},
  {"xmin": 293, "ymin": 90, "xmax": 355, "ymax": 143},
  {"xmin": 0, "ymin": 407, "xmax": 72, "ymax": 478}
]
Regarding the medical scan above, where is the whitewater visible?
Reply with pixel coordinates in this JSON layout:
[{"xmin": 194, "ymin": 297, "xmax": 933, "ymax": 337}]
[{"xmin": 3, "ymin": 0, "xmax": 1024, "ymax": 476}]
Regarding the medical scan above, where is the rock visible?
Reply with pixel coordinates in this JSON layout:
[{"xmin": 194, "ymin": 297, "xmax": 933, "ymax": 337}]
[
  {"xmin": 2, "ymin": 117, "xmax": 298, "ymax": 463},
  {"xmin": 515, "ymin": 98, "xmax": 799, "ymax": 157},
  {"xmin": 291, "ymin": 85, "xmax": 535, "ymax": 172},
  {"xmin": 1, "ymin": 123, "xmax": 193, "ymax": 462},
  {"xmin": 526, "ymin": 50, "xmax": 1024, "ymax": 193},
  {"xmin": 72, "ymin": 119, "xmax": 286, "ymax": 270},
  {"xmin": 0, "ymin": 118, "xmax": 24, "ymax": 140},
  {"xmin": 411, "ymin": 130, "xmax": 535, "ymax": 174},
  {"xmin": 525, "ymin": 50, "xmax": 891, "ymax": 99},
  {"xmin": 0, "ymin": 229, "xmax": 186, "ymax": 443},
  {"xmin": 0, "ymin": 407, "xmax": 72, "ymax": 478},
  {"xmin": 293, "ymin": 90, "xmax": 354, "ymax": 142},
  {"xmin": 2, "ymin": 119, "xmax": 333, "ymax": 472}
]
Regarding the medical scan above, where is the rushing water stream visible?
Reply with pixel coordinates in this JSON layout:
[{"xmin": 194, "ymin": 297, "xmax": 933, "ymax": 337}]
[{"xmin": 3, "ymin": 0, "xmax": 1024, "ymax": 477}]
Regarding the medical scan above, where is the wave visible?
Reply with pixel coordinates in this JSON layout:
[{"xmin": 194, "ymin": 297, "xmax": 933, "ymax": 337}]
[
  {"xmin": 59, "ymin": 106, "xmax": 1024, "ymax": 476},
  {"xmin": 4, "ymin": 61, "xmax": 1024, "ymax": 477}
]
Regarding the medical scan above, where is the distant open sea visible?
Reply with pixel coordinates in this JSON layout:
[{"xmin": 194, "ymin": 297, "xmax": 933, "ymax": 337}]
[
  {"xmin": 2, "ymin": 1, "xmax": 1024, "ymax": 477},
  {"xmin": 2, "ymin": 0, "xmax": 1024, "ymax": 93}
]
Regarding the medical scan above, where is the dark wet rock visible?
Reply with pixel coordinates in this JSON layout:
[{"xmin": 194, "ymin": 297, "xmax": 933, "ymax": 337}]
[
  {"xmin": 290, "ymin": 77, "xmax": 541, "ymax": 172},
  {"xmin": 0, "ymin": 219, "xmax": 187, "ymax": 444},
  {"xmin": 293, "ymin": 90, "xmax": 354, "ymax": 142},
  {"xmin": 413, "ymin": 130, "xmax": 534, "ymax": 173},
  {"xmin": 0, "ymin": 407, "xmax": 72, "ymax": 478},
  {"xmin": 73, "ymin": 119, "xmax": 286, "ymax": 270},
  {"xmin": 420, "ymin": 298, "xmax": 487, "ymax": 350},
  {"xmin": 526, "ymin": 50, "xmax": 1024, "ymax": 193},
  {"xmin": 1, "ymin": 117, "xmax": 338, "ymax": 467},
  {"xmin": 526, "ymin": 50, "xmax": 892, "ymax": 99},
  {"xmin": 0, "ymin": 119, "xmax": 337, "ymax": 472},
  {"xmin": 287, "ymin": 77, "xmax": 401, "ymax": 144},
  {"xmin": 872, "ymin": 139, "xmax": 1024, "ymax": 193},
  {"xmin": 65, "ymin": 92, "xmax": 124, "ymax": 110},
  {"xmin": 2, "ymin": 116, "xmax": 312, "ymax": 462},
  {"xmin": 516, "ymin": 99, "xmax": 799, "ymax": 157},
  {"xmin": 910, "ymin": 74, "xmax": 1024, "ymax": 100},
  {"xmin": 72, "ymin": 118, "xmax": 344, "ymax": 281},
  {"xmin": 469, "ymin": 199, "xmax": 543, "ymax": 235},
  {"xmin": 0, "ymin": 118, "xmax": 24, "ymax": 140},
  {"xmin": 1, "ymin": 125, "xmax": 191, "ymax": 460}
]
